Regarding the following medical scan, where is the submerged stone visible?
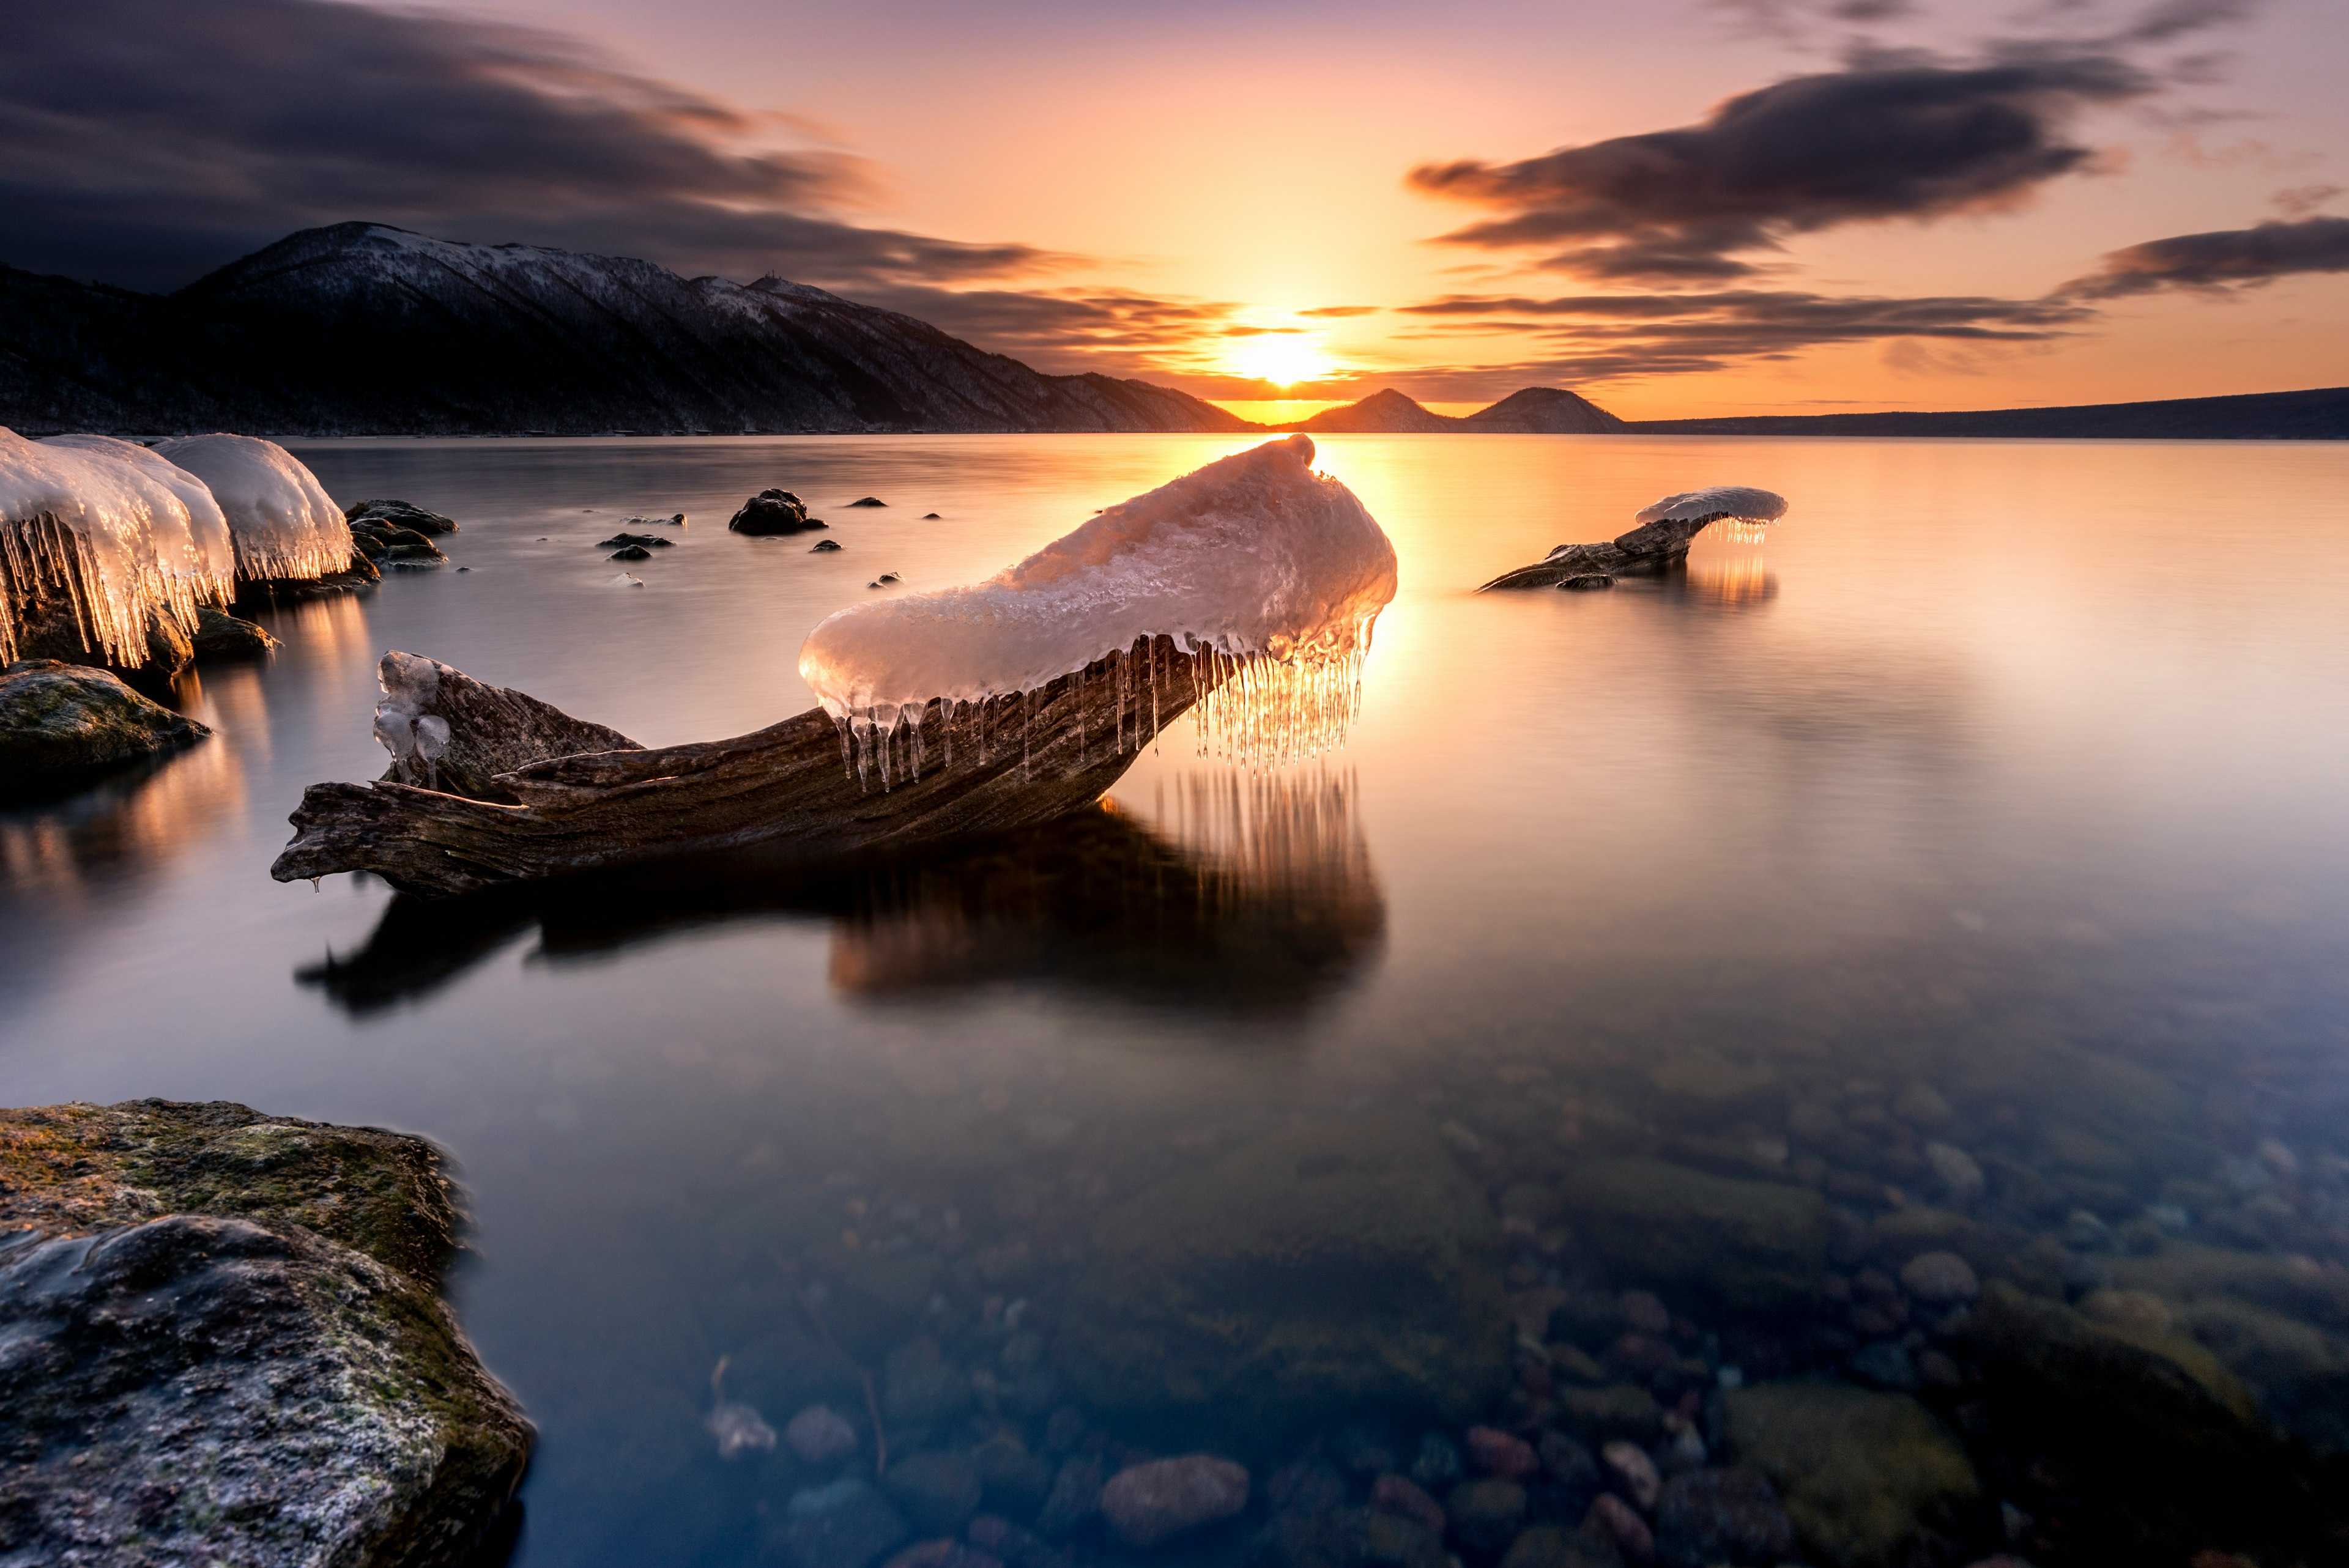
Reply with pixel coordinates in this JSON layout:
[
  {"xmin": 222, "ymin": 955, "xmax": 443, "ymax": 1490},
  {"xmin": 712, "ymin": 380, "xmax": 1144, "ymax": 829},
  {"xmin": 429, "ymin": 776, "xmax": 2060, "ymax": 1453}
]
[
  {"xmin": 1716, "ymin": 1381, "xmax": 1976, "ymax": 1568},
  {"xmin": 1098, "ymin": 1454, "xmax": 1250, "ymax": 1548},
  {"xmin": 0, "ymin": 1099, "xmax": 532, "ymax": 1567},
  {"xmin": 1557, "ymin": 1158, "xmax": 1829, "ymax": 1313},
  {"xmin": 1059, "ymin": 1116, "xmax": 1508, "ymax": 1451}
]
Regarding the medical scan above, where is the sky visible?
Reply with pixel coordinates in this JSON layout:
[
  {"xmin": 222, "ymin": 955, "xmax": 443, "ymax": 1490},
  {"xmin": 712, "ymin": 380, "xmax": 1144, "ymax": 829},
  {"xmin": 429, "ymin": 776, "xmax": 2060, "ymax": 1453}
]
[{"xmin": 5, "ymin": 0, "xmax": 2348, "ymax": 418}]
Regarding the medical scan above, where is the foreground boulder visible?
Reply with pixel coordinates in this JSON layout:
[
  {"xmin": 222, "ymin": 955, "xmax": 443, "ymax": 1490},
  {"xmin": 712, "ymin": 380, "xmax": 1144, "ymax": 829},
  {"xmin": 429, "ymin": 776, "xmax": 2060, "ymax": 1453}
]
[
  {"xmin": 0, "ymin": 1099, "xmax": 532, "ymax": 1567},
  {"xmin": 729, "ymin": 488, "xmax": 826, "ymax": 535},
  {"xmin": 193, "ymin": 603, "xmax": 279, "ymax": 659},
  {"xmin": 1060, "ymin": 1117, "xmax": 1510, "ymax": 1451},
  {"xmin": 0, "ymin": 659, "xmax": 208, "ymax": 777}
]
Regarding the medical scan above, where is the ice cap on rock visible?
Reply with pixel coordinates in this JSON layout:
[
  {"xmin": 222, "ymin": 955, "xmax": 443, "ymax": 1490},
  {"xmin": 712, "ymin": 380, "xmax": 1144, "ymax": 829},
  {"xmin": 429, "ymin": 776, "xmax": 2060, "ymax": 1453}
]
[
  {"xmin": 151, "ymin": 433, "xmax": 354, "ymax": 582},
  {"xmin": 796, "ymin": 434, "xmax": 1397, "ymax": 727},
  {"xmin": 1633, "ymin": 485, "xmax": 1788, "ymax": 527}
]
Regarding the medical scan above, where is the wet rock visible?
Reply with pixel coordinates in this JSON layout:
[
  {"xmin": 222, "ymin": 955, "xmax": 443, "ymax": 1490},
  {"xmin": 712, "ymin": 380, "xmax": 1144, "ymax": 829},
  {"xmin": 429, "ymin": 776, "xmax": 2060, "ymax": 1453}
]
[
  {"xmin": 0, "ymin": 1100, "xmax": 532, "ymax": 1568},
  {"xmin": 1539, "ymin": 1431, "xmax": 1601, "ymax": 1494},
  {"xmin": 848, "ymin": 497, "xmax": 889, "ymax": 508},
  {"xmin": 347, "ymin": 497, "xmax": 459, "ymax": 534},
  {"xmin": 732, "ymin": 489, "xmax": 828, "ymax": 535},
  {"xmin": 1899, "ymin": 1249, "xmax": 1980, "ymax": 1304},
  {"xmin": 1099, "ymin": 1454, "xmax": 1250, "ymax": 1548},
  {"xmin": 1848, "ymin": 1342, "xmax": 1919, "ymax": 1391},
  {"xmin": 610, "ymin": 544, "xmax": 653, "ymax": 560},
  {"xmin": 972, "ymin": 1432, "xmax": 1056, "ymax": 1518},
  {"xmin": 1717, "ymin": 1381, "xmax": 1976, "ymax": 1568},
  {"xmin": 1924, "ymin": 1142, "xmax": 1985, "ymax": 1203},
  {"xmin": 1646, "ymin": 1054, "xmax": 1781, "ymax": 1120},
  {"xmin": 1257, "ymin": 1506, "xmax": 1448, "ymax": 1568},
  {"xmin": 1468, "ymin": 1424, "xmax": 1540, "ymax": 1480},
  {"xmin": 1600, "ymin": 1440, "xmax": 1660, "ymax": 1510},
  {"xmin": 1957, "ymin": 1278, "xmax": 2342, "ymax": 1558},
  {"xmin": 1556, "ymin": 1159, "xmax": 1827, "ymax": 1313},
  {"xmin": 0, "ymin": 659, "xmax": 207, "ymax": 777},
  {"xmin": 191, "ymin": 603, "xmax": 277, "ymax": 659},
  {"xmin": 888, "ymin": 1452, "xmax": 987, "ymax": 1536},
  {"xmin": 884, "ymin": 1340, "xmax": 973, "ymax": 1437},
  {"xmin": 880, "ymin": 1542, "xmax": 1003, "ymax": 1568},
  {"xmin": 790, "ymin": 1404, "xmax": 863, "ymax": 1465},
  {"xmin": 1653, "ymin": 1468, "xmax": 1795, "ymax": 1568},
  {"xmin": 1370, "ymin": 1474, "xmax": 1447, "ymax": 1534},
  {"xmin": 596, "ymin": 532, "xmax": 673, "ymax": 549},
  {"xmin": 1559, "ymin": 575, "xmax": 1612, "ymax": 591},
  {"xmin": 813, "ymin": 539, "xmax": 845, "ymax": 552},
  {"xmin": 1447, "ymin": 1477, "xmax": 1529, "ymax": 1555},
  {"xmin": 1583, "ymin": 1492, "xmax": 1655, "ymax": 1562},
  {"xmin": 1412, "ymin": 1430, "xmax": 1464, "ymax": 1490},
  {"xmin": 966, "ymin": 1515, "xmax": 1072, "ymax": 1568},
  {"xmin": 1554, "ymin": 1383, "xmax": 1663, "ymax": 1442},
  {"xmin": 1034, "ymin": 1455, "xmax": 1104, "ymax": 1537},
  {"xmin": 776, "ymin": 1479, "xmax": 913, "ymax": 1568},
  {"xmin": 350, "ymin": 517, "xmax": 449, "ymax": 564},
  {"xmin": 1061, "ymin": 1117, "xmax": 1509, "ymax": 1451}
]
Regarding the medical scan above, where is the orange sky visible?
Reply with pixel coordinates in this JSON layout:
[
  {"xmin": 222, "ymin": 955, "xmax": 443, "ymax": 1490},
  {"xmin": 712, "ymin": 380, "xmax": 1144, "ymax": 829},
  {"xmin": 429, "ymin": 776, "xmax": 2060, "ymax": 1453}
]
[{"xmin": 344, "ymin": 1, "xmax": 2349, "ymax": 416}]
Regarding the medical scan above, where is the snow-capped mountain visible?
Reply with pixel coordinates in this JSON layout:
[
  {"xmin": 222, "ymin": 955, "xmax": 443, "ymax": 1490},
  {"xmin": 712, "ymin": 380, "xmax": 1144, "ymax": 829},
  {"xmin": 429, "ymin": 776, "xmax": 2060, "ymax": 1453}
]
[{"xmin": 0, "ymin": 223, "xmax": 1255, "ymax": 437}]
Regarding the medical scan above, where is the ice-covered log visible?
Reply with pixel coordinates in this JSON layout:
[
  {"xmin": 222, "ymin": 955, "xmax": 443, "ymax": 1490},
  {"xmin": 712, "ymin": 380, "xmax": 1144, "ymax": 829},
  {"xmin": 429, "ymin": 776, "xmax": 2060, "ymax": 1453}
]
[
  {"xmin": 1480, "ymin": 484, "xmax": 1788, "ymax": 591},
  {"xmin": 152, "ymin": 433, "xmax": 357, "ymax": 583},
  {"xmin": 0, "ymin": 427, "xmax": 228, "ymax": 668},
  {"xmin": 273, "ymin": 637, "xmax": 1212, "ymax": 897},
  {"xmin": 273, "ymin": 437, "xmax": 1398, "ymax": 896}
]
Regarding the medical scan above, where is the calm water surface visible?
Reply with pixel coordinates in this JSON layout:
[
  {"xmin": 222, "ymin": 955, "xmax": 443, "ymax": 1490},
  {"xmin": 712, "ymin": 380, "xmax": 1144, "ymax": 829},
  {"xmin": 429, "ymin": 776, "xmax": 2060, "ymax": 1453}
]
[{"xmin": 5, "ymin": 434, "xmax": 2349, "ymax": 1566}]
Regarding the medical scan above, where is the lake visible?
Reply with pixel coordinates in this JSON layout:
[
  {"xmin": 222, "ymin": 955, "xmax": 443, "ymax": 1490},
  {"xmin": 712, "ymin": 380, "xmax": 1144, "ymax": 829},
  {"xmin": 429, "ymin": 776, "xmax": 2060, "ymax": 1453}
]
[{"xmin": 6, "ymin": 433, "xmax": 2349, "ymax": 1567}]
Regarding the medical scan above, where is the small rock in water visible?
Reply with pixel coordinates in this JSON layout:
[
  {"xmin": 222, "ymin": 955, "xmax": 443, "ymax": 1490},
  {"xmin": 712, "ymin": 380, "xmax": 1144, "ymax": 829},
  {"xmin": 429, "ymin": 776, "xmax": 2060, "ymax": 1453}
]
[
  {"xmin": 607, "ymin": 572, "xmax": 643, "ymax": 587},
  {"xmin": 921, "ymin": 512, "xmax": 941, "ymax": 519},
  {"xmin": 1654, "ymin": 1468, "xmax": 1795, "ymax": 1568},
  {"xmin": 847, "ymin": 497, "xmax": 889, "ymax": 508},
  {"xmin": 885, "ymin": 1451, "xmax": 984, "ymax": 1535},
  {"xmin": 1583, "ymin": 1492, "xmax": 1656, "ymax": 1562},
  {"xmin": 786, "ymin": 1403, "xmax": 859, "ymax": 1465},
  {"xmin": 1926, "ymin": 1142, "xmax": 1986, "ymax": 1202},
  {"xmin": 1411, "ymin": 1430, "xmax": 1464, "ymax": 1490},
  {"xmin": 1600, "ymin": 1440, "xmax": 1661, "ymax": 1510},
  {"xmin": 1468, "ymin": 1425, "xmax": 1540, "ymax": 1480},
  {"xmin": 1619, "ymin": 1290, "xmax": 1672, "ymax": 1335},
  {"xmin": 879, "ymin": 572, "xmax": 900, "ymax": 583},
  {"xmin": 776, "ymin": 1479, "xmax": 910, "ymax": 1568},
  {"xmin": 1035, "ymin": 1455, "xmax": 1104, "ymax": 1537},
  {"xmin": 609, "ymin": 545, "xmax": 652, "ymax": 561},
  {"xmin": 1893, "ymin": 1081, "xmax": 1955, "ymax": 1129},
  {"xmin": 1560, "ymin": 574, "xmax": 1613, "ymax": 590},
  {"xmin": 1097, "ymin": 1455, "xmax": 1250, "ymax": 1549},
  {"xmin": 1900, "ymin": 1250, "xmax": 1981, "ymax": 1303},
  {"xmin": 192, "ymin": 604, "xmax": 278, "ymax": 660},
  {"xmin": 1850, "ymin": 1341, "xmax": 1920, "ymax": 1390},
  {"xmin": 1538, "ymin": 1430, "xmax": 1600, "ymax": 1492},
  {"xmin": 730, "ymin": 488, "xmax": 826, "ymax": 536},
  {"xmin": 1370, "ymin": 1474, "xmax": 1447, "ymax": 1534},
  {"xmin": 812, "ymin": 539, "xmax": 844, "ymax": 552},
  {"xmin": 1446, "ymin": 1479, "xmax": 1529, "ymax": 1555}
]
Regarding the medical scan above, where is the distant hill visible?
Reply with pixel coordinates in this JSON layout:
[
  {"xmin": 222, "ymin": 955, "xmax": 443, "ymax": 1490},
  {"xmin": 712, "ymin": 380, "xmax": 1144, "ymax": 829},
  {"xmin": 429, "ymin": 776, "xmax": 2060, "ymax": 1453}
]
[
  {"xmin": 1630, "ymin": 386, "xmax": 2349, "ymax": 440},
  {"xmin": 1288, "ymin": 386, "xmax": 1625, "ymax": 434},
  {"xmin": 0, "ymin": 223, "xmax": 1254, "ymax": 437}
]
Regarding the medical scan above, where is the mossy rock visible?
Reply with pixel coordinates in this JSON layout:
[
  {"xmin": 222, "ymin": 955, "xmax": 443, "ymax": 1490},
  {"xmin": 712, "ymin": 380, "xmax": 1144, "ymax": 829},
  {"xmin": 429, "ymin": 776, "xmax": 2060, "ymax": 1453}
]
[
  {"xmin": 1717, "ymin": 1381, "xmax": 1977, "ymax": 1568},
  {"xmin": 1060, "ymin": 1115, "xmax": 1509, "ymax": 1452},
  {"xmin": 1556, "ymin": 1158, "xmax": 1827, "ymax": 1313},
  {"xmin": 0, "ymin": 658, "xmax": 207, "ymax": 776},
  {"xmin": 0, "ymin": 1100, "xmax": 532, "ymax": 1567}
]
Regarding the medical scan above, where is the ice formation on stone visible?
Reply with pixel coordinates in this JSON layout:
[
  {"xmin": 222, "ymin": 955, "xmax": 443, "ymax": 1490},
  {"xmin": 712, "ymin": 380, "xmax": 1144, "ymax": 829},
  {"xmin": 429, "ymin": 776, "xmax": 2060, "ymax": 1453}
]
[
  {"xmin": 0, "ymin": 426, "xmax": 227, "ymax": 666},
  {"xmin": 798, "ymin": 435, "xmax": 1397, "ymax": 771},
  {"xmin": 152, "ymin": 434, "xmax": 354, "ymax": 582},
  {"xmin": 1631, "ymin": 486, "xmax": 1788, "ymax": 528},
  {"xmin": 41, "ymin": 434, "xmax": 237, "ymax": 608},
  {"xmin": 371, "ymin": 651, "xmax": 453, "ymax": 779}
]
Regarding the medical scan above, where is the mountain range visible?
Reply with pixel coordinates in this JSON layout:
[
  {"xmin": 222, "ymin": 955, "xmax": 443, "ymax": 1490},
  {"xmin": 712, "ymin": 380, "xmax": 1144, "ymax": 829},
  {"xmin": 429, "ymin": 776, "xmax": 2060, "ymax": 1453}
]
[{"xmin": 1, "ymin": 222, "xmax": 2339, "ymax": 440}]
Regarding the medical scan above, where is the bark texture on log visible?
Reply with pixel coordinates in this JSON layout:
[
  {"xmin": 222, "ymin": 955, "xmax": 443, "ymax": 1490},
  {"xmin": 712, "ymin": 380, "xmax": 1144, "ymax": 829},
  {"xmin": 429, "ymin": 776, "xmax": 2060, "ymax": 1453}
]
[
  {"xmin": 1477, "ymin": 511, "xmax": 1742, "ymax": 591},
  {"xmin": 372, "ymin": 651, "xmax": 642, "ymax": 803},
  {"xmin": 274, "ymin": 635, "xmax": 1209, "ymax": 898}
]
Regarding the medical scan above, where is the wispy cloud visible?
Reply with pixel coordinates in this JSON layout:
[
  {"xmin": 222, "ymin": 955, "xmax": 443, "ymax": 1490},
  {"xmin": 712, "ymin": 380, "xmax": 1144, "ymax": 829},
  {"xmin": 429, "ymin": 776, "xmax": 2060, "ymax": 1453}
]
[{"xmin": 2057, "ymin": 214, "xmax": 2349, "ymax": 297}]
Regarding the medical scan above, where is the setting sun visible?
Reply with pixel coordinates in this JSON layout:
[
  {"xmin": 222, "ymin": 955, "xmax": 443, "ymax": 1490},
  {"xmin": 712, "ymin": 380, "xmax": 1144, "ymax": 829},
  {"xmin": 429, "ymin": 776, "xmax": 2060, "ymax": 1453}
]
[{"xmin": 1223, "ymin": 331, "xmax": 1335, "ymax": 389}]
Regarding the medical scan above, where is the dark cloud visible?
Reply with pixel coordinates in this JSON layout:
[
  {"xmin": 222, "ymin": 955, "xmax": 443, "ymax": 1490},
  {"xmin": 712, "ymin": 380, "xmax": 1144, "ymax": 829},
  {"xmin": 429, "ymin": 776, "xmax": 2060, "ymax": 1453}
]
[
  {"xmin": 1390, "ymin": 289, "xmax": 2090, "ymax": 382},
  {"xmin": 1408, "ymin": 57, "xmax": 2152, "ymax": 281},
  {"xmin": 0, "ymin": 0, "xmax": 1055, "ymax": 292},
  {"xmin": 2057, "ymin": 215, "xmax": 2349, "ymax": 297}
]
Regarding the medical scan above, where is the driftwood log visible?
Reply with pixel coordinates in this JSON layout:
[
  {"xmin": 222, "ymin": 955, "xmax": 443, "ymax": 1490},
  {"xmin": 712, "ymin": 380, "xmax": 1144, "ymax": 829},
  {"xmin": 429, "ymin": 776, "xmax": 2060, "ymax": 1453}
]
[
  {"xmin": 1477, "ymin": 508, "xmax": 1756, "ymax": 591},
  {"xmin": 273, "ymin": 636, "xmax": 1214, "ymax": 898}
]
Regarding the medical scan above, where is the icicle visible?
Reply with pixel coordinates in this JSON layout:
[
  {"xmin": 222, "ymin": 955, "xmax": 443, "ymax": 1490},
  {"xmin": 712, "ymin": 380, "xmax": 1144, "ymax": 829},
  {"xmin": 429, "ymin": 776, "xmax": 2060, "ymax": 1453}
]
[{"xmin": 836, "ymin": 714, "xmax": 856, "ymax": 782}]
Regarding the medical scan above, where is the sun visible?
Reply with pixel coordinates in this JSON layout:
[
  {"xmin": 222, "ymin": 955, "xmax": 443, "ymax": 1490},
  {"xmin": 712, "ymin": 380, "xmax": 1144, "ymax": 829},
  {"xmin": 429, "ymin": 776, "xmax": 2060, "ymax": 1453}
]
[{"xmin": 1225, "ymin": 333, "xmax": 1335, "ymax": 389}]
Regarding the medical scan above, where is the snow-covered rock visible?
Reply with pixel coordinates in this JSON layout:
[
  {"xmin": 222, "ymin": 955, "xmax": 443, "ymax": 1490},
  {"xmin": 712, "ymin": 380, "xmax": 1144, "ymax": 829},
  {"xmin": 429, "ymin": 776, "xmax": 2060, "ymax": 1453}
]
[{"xmin": 151, "ymin": 434, "xmax": 354, "ymax": 582}]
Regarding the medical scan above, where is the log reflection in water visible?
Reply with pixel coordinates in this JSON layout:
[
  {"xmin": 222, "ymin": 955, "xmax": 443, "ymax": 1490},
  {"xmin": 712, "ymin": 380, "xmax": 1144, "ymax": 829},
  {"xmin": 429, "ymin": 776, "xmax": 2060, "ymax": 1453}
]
[{"xmin": 299, "ymin": 771, "xmax": 1383, "ymax": 1016}]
